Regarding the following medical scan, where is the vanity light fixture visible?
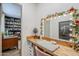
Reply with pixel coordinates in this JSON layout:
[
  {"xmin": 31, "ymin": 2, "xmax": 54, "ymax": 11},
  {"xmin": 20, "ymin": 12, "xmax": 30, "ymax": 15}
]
[
  {"xmin": 69, "ymin": 12, "xmax": 73, "ymax": 16},
  {"xmin": 69, "ymin": 33, "xmax": 72, "ymax": 37},
  {"xmin": 41, "ymin": 7, "xmax": 77, "ymax": 21},
  {"xmin": 69, "ymin": 28, "xmax": 73, "ymax": 31}
]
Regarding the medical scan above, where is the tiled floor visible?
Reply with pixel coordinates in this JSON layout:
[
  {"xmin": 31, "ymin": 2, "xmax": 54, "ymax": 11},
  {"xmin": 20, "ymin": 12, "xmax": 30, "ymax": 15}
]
[
  {"xmin": 2, "ymin": 40, "xmax": 21, "ymax": 56},
  {"xmin": 2, "ymin": 49, "xmax": 21, "ymax": 56}
]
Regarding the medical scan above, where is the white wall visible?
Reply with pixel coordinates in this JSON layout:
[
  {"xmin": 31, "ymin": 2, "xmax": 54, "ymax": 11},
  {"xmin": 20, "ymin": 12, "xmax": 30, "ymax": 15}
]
[
  {"xmin": 0, "ymin": 13, "xmax": 4, "ymax": 55},
  {"xmin": 22, "ymin": 3, "xmax": 79, "ymax": 56},
  {"xmin": 22, "ymin": 3, "xmax": 37, "ymax": 56},
  {"xmin": 1, "ymin": 13, "xmax": 5, "ymax": 33}
]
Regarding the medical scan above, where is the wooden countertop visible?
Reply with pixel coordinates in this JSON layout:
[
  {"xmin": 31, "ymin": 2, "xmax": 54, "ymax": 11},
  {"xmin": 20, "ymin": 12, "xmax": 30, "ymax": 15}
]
[{"xmin": 27, "ymin": 36, "xmax": 79, "ymax": 56}]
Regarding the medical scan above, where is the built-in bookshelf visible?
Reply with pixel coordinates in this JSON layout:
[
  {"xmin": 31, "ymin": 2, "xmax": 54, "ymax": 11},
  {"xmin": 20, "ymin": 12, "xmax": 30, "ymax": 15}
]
[{"xmin": 5, "ymin": 16, "xmax": 21, "ymax": 39}]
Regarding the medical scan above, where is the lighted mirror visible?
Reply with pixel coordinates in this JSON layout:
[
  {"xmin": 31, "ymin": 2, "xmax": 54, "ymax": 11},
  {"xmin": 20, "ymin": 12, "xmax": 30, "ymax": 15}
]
[
  {"xmin": 40, "ymin": 7, "xmax": 78, "ymax": 42},
  {"xmin": 44, "ymin": 14, "xmax": 72, "ymax": 41}
]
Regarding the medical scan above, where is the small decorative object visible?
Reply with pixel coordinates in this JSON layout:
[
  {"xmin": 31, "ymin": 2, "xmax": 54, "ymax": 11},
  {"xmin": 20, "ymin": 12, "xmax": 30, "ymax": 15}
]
[{"xmin": 33, "ymin": 28, "xmax": 38, "ymax": 38}]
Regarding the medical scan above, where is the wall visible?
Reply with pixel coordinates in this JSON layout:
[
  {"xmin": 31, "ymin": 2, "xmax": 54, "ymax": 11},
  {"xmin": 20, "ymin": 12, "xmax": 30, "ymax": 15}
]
[
  {"xmin": 1, "ymin": 13, "xmax": 5, "ymax": 33},
  {"xmin": 0, "ymin": 13, "xmax": 4, "ymax": 56},
  {"xmin": 22, "ymin": 3, "xmax": 37, "ymax": 56}
]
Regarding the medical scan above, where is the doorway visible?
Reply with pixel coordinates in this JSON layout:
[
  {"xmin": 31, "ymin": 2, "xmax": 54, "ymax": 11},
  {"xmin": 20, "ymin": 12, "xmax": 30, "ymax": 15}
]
[{"xmin": 0, "ymin": 3, "xmax": 22, "ymax": 56}]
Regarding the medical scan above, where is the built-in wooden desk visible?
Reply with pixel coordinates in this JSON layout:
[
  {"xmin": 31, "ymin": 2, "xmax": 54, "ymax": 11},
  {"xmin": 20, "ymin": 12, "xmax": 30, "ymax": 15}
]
[{"xmin": 27, "ymin": 36, "xmax": 79, "ymax": 56}]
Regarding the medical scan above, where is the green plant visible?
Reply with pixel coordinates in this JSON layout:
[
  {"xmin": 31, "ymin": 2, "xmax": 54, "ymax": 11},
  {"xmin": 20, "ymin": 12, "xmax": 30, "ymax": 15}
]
[{"xmin": 71, "ymin": 9, "xmax": 79, "ymax": 43}]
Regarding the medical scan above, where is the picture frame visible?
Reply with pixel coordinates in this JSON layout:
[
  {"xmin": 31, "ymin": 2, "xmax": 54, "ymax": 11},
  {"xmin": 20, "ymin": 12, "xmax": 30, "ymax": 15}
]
[{"xmin": 59, "ymin": 21, "xmax": 72, "ymax": 40}]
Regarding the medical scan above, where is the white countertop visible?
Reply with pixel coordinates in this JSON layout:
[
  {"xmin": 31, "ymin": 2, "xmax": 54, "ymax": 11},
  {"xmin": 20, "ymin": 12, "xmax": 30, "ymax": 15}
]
[{"xmin": 3, "ymin": 35, "xmax": 18, "ymax": 39}]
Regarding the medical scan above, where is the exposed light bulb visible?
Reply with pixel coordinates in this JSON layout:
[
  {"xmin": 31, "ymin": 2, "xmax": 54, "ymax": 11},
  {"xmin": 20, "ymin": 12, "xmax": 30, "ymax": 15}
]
[
  {"xmin": 70, "ymin": 23, "xmax": 72, "ymax": 26},
  {"xmin": 70, "ymin": 12, "xmax": 73, "ymax": 15},
  {"xmin": 69, "ymin": 29, "xmax": 73, "ymax": 31},
  {"xmin": 69, "ymin": 34, "xmax": 72, "ymax": 37}
]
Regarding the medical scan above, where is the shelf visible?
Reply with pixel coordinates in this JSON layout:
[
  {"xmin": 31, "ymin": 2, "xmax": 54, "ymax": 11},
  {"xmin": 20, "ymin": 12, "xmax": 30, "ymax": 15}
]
[{"xmin": 5, "ymin": 16, "xmax": 21, "ymax": 38}]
